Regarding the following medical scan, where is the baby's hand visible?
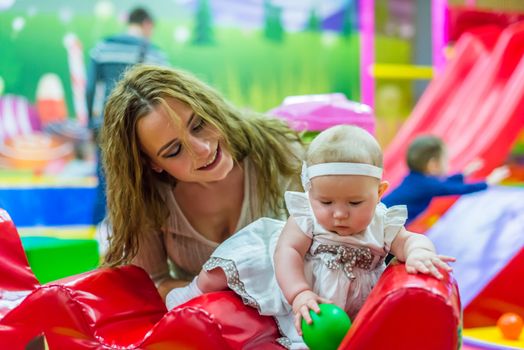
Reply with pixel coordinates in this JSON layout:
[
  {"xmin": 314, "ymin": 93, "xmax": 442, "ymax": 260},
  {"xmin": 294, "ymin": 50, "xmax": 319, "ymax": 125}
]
[
  {"xmin": 405, "ymin": 248, "xmax": 456, "ymax": 279},
  {"xmin": 291, "ymin": 290, "xmax": 332, "ymax": 335}
]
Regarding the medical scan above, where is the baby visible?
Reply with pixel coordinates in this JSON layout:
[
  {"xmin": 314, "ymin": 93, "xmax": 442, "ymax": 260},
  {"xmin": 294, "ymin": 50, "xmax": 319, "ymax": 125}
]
[{"xmin": 166, "ymin": 125, "xmax": 455, "ymax": 349}]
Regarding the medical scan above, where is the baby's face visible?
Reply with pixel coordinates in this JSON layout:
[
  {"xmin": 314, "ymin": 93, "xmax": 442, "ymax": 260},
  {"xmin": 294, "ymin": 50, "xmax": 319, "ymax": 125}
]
[{"xmin": 308, "ymin": 175, "xmax": 382, "ymax": 236}]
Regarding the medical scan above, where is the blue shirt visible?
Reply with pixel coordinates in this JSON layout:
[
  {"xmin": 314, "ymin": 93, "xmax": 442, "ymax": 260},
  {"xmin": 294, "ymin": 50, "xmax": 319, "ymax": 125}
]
[
  {"xmin": 85, "ymin": 34, "xmax": 169, "ymax": 129},
  {"xmin": 382, "ymin": 171, "xmax": 488, "ymax": 223}
]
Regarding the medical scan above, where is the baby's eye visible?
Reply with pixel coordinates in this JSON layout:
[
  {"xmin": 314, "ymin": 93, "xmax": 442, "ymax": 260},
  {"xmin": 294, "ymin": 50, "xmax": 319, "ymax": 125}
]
[
  {"xmin": 350, "ymin": 201, "xmax": 363, "ymax": 206},
  {"xmin": 320, "ymin": 201, "xmax": 332, "ymax": 205}
]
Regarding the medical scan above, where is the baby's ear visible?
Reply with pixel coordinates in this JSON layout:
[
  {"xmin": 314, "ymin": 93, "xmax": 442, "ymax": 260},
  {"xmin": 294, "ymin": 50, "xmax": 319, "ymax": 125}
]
[{"xmin": 378, "ymin": 181, "xmax": 389, "ymax": 199}]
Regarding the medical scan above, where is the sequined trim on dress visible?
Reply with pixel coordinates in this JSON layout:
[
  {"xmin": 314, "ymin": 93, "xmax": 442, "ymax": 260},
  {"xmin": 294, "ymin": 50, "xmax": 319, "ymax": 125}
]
[
  {"xmin": 203, "ymin": 257, "xmax": 260, "ymax": 309},
  {"xmin": 314, "ymin": 244, "xmax": 375, "ymax": 280},
  {"xmin": 203, "ymin": 257, "xmax": 292, "ymax": 349},
  {"xmin": 276, "ymin": 336, "xmax": 292, "ymax": 349}
]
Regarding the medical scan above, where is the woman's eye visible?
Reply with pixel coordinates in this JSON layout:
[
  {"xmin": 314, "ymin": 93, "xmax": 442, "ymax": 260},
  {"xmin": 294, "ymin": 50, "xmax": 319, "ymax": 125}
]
[
  {"xmin": 166, "ymin": 145, "xmax": 181, "ymax": 158},
  {"xmin": 192, "ymin": 117, "xmax": 205, "ymax": 131}
]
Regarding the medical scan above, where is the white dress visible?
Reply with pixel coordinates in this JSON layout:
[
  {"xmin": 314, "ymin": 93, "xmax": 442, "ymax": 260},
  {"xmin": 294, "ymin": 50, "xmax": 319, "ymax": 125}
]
[{"xmin": 203, "ymin": 191, "xmax": 407, "ymax": 349}]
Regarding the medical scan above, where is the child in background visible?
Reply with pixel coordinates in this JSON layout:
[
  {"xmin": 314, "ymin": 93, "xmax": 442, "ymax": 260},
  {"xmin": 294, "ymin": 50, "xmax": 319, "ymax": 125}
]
[
  {"xmin": 165, "ymin": 126, "xmax": 455, "ymax": 349},
  {"xmin": 383, "ymin": 135, "xmax": 509, "ymax": 224}
]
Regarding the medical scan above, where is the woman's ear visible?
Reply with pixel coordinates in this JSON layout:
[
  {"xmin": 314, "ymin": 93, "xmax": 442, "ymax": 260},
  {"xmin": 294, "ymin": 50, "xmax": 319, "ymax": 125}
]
[
  {"xmin": 378, "ymin": 180, "xmax": 389, "ymax": 200},
  {"xmin": 151, "ymin": 162, "xmax": 163, "ymax": 173}
]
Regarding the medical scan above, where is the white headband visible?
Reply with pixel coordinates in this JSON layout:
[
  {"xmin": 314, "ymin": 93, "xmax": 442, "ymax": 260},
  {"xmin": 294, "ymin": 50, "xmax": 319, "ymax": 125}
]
[{"xmin": 301, "ymin": 161, "xmax": 383, "ymax": 191}]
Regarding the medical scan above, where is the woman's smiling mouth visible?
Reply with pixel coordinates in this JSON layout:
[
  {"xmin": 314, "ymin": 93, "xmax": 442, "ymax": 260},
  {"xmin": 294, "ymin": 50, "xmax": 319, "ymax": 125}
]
[{"xmin": 197, "ymin": 144, "xmax": 221, "ymax": 170}]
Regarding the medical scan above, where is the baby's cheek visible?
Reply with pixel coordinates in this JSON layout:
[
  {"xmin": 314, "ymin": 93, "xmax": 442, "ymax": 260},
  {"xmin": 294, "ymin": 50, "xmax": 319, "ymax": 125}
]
[
  {"xmin": 316, "ymin": 215, "xmax": 331, "ymax": 229},
  {"xmin": 314, "ymin": 208, "xmax": 329, "ymax": 223},
  {"xmin": 356, "ymin": 210, "xmax": 374, "ymax": 229}
]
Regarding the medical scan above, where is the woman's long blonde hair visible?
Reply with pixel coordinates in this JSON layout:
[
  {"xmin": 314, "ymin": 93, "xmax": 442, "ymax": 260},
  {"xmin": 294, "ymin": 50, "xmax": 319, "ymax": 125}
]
[{"xmin": 101, "ymin": 65, "xmax": 302, "ymax": 266}]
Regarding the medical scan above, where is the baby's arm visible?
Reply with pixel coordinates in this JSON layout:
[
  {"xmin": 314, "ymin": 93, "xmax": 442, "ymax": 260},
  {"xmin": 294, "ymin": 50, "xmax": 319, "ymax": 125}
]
[
  {"xmin": 390, "ymin": 227, "xmax": 455, "ymax": 279},
  {"xmin": 274, "ymin": 217, "xmax": 331, "ymax": 334}
]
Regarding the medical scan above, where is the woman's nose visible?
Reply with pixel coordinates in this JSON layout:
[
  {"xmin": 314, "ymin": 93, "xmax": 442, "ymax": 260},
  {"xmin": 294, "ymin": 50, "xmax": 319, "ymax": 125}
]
[{"xmin": 188, "ymin": 135, "xmax": 211, "ymax": 155}]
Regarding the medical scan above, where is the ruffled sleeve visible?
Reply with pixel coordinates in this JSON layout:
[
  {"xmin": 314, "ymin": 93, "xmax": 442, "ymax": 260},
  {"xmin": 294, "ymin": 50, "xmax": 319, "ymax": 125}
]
[
  {"xmin": 381, "ymin": 203, "xmax": 408, "ymax": 246},
  {"xmin": 284, "ymin": 191, "xmax": 314, "ymax": 238}
]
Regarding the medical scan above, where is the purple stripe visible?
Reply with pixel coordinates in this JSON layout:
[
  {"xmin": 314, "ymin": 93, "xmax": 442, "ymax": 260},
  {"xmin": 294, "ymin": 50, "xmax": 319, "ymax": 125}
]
[
  {"xmin": 0, "ymin": 95, "xmax": 42, "ymax": 142},
  {"xmin": 359, "ymin": 0, "xmax": 374, "ymax": 107},
  {"xmin": 463, "ymin": 336, "xmax": 522, "ymax": 350},
  {"xmin": 432, "ymin": 0, "xmax": 448, "ymax": 73}
]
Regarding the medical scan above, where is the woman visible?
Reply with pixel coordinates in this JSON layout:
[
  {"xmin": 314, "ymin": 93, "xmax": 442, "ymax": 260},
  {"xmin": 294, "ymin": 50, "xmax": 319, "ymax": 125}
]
[{"xmin": 101, "ymin": 65, "xmax": 303, "ymax": 298}]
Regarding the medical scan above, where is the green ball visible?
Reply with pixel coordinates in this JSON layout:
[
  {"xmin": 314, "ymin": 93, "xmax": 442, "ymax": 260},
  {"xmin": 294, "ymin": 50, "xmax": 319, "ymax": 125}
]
[{"xmin": 301, "ymin": 304, "xmax": 351, "ymax": 350}]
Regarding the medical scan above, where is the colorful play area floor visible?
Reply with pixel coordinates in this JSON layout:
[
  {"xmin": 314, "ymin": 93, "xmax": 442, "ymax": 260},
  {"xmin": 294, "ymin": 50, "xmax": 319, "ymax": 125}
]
[{"xmin": 463, "ymin": 326, "xmax": 524, "ymax": 349}]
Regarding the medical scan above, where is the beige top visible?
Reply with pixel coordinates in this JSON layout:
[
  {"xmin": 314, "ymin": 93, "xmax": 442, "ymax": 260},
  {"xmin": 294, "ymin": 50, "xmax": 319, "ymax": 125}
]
[{"xmin": 131, "ymin": 157, "xmax": 295, "ymax": 285}]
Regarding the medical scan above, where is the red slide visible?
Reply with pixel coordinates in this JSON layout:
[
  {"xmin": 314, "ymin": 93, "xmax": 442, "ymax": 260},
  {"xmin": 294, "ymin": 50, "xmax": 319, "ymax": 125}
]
[
  {"xmin": 384, "ymin": 23, "xmax": 524, "ymax": 189},
  {"xmin": 448, "ymin": 22, "xmax": 524, "ymax": 177},
  {"xmin": 383, "ymin": 32, "xmax": 491, "ymax": 189}
]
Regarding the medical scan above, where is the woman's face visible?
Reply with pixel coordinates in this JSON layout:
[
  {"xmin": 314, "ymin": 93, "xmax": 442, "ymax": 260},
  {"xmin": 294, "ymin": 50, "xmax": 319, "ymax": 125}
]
[{"xmin": 137, "ymin": 98, "xmax": 234, "ymax": 184}]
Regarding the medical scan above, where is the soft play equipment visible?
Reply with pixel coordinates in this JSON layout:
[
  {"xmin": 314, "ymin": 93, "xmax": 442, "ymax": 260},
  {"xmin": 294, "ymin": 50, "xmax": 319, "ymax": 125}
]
[
  {"xmin": 0, "ymin": 94, "xmax": 75, "ymax": 171},
  {"xmin": 425, "ymin": 187, "xmax": 524, "ymax": 348},
  {"xmin": 406, "ymin": 195, "xmax": 459, "ymax": 233},
  {"xmin": 44, "ymin": 119, "xmax": 91, "ymax": 145},
  {"xmin": 462, "ymin": 327, "xmax": 524, "ymax": 350},
  {"xmin": 269, "ymin": 93, "xmax": 375, "ymax": 140},
  {"xmin": 35, "ymin": 73, "xmax": 68, "ymax": 126},
  {"xmin": 0, "ymin": 208, "xmax": 461, "ymax": 349},
  {"xmin": 383, "ymin": 32, "xmax": 487, "ymax": 187},
  {"xmin": 0, "ymin": 95, "xmax": 41, "ymax": 143},
  {"xmin": 384, "ymin": 22, "xmax": 524, "ymax": 189},
  {"xmin": 0, "ymin": 185, "xmax": 96, "ymax": 227},
  {"xmin": 448, "ymin": 6, "xmax": 524, "ymax": 44},
  {"xmin": 0, "ymin": 93, "xmax": 81, "ymax": 172},
  {"xmin": 0, "ymin": 132, "xmax": 75, "ymax": 170},
  {"xmin": 20, "ymin": 236, "xmax": 98, "ymax": 283}
]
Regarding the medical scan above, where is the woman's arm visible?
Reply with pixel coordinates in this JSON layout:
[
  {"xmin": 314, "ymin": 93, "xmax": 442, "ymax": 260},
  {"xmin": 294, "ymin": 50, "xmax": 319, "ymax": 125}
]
[{"xmin": 131, "ymin": 229, "xmax": 187, "ymax": 300}]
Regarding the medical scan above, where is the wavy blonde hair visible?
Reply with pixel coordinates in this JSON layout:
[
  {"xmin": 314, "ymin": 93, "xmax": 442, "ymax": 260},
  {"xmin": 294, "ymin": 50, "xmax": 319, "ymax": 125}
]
[{"xmin": 101, "ymin": 65, "xmax": 303, "ymax": 266}]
